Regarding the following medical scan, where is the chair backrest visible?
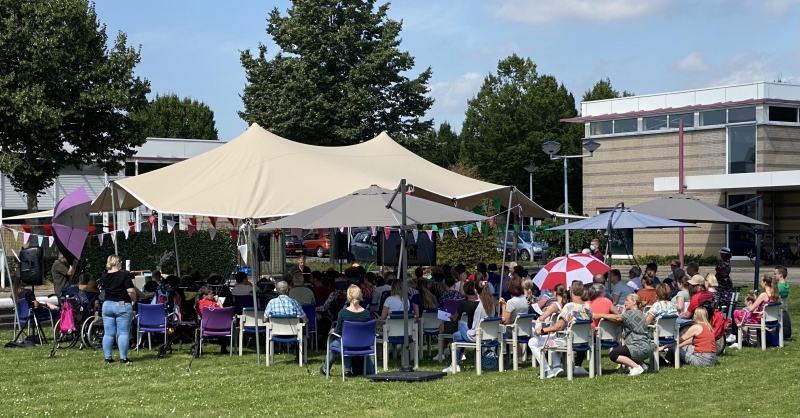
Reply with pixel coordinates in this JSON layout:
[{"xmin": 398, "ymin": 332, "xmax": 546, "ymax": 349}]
[
  {"xmin": 596, "ymin": 318, "xmax": 622, "ymax": 343},
  {"xmin": 763, "ymin": 302, "xmax": 782, "ymax": 323},
  {"xmin": 654, "ymin": 315, "xmax": 679, "ymax": 339},
  {"xmin": 233, "ymin": 295, "xmax": 254, "ymax": 315},
  {"xmin": 513, "ymin": 313, "xmax": 537, "ymax": 338},
  {"xmin": 267, "ymin": 315, "xmax": 304, "ymax": 336},
  {"xmin": 385, "ymin": 316, "xmax": 417, "ymax": 337},
  {"xmin": 442, "ymin": 298, "xmax": 464, "ymax": 315},
  {"xmin": 477, "ymin": 317, "xmax": 503, "ymax": 342},
  {"xmin": 17, "ymin": 298, "xmax": 31, "ymax": 321},
  {"xmin": 341, "ymin": 320, "xmax": 377, "ymax": 349},
  {"xmin": 301, "ymin": 304, "xmax": 316, "ymax": 331},
  {"xmin": 61, "ymin": 286, "xmax": 80, "ymax": 297},
  {"xmin": 240, "ymin": 308, "xmax": 265, "ymax": 328},
  {"xmin": 420, "ymin": 309, "xmax": 442, "ymax": 331},
  {"xmin": 334, "ymin": 281, "xmax": 350, "ymax": 291},
  {"xmin": 568, "ymin": 319, "xmax": 594, "ymax": 345},
  {"xmin": 201, "ymin": 307, "xmax": 234, "ymax": 332},
  {"xmin": 138, "ymin": 303, "xmax": 167, "ymax": 328}
]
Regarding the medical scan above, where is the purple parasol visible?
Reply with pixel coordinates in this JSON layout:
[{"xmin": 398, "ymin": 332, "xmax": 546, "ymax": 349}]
[{"xmin": 51, "ymin": 186, "xmax": 92, "ymax": 264}]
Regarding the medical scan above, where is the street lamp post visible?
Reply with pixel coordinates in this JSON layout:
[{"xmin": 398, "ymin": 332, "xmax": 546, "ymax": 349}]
[
  {"xmin": 524, "ymin": 163, "xmax": 537, "ymax": 226},
  {"xmin": 542, "ymin": 139, "xmax": 601, "ymax": 255}
]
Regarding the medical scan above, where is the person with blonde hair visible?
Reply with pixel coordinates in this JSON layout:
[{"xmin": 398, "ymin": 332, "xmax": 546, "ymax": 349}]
[
  {"xmin": 646, "ymin": 284, "xmax": 678, "ymax": 325},
  {"xmin": 99, "ymin": 254, "xmax": 136, "ymax": 364},
  {"xmin": 662, "ymin": 307, "xmax": 716, "ymax": 367},
  {"xmin": 320, "ymin": 285, "xmax": 374, "ymax": 377},
  {"xmin": 733, "ymin": 275, "xmax": 779, "ymax": 327},
  {"xmin": 705, "ymin": 273, "xmax": 719, "ymax": 294},
  {"xmin": 593, "ymin": 294, "xmax": 654, "ymax": 376}
]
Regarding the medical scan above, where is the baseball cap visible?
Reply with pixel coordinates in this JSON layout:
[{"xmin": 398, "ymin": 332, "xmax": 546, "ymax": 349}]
[
  {"xmin": 719, "ymin": 247, "xmax": 732, "ymax": 255},
  {"xmin": 688, "ymin": 274, "xmax": 705, "ymax": 286}
]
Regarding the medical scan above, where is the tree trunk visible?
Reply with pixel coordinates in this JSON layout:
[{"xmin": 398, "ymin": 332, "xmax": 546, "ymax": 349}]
[{"xmin": 25, "ymin": 191, "xmax": 41, "ymax": 227}]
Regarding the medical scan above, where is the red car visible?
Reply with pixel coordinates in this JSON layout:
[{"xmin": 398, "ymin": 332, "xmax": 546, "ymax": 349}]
[{"xmin": 303, "ymin": 231, "xmax": 331, "ymax": 258}]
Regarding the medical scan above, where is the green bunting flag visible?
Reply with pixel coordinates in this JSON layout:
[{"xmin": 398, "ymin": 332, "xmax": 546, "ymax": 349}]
[
  {"xmin": 543, "ymin": 225, "xmax": 550, "ymax": 238},
  {"xmin": 513, "ymin": 224, "xmax": 520, "ymax": 234},
  {"xmin": 527, "ymin": 225, "xmax": 536, "ymax": 232},
  {"xmin": 431, "ymin": 225, "xmax": 438, "ymax": 231},
  {"xmin": 499, "ymin": 224, "xmax": 505, "ymax": 233},
  {"xmin": 492, "ymin": 199, "xmax": 501, "ymax": 214},
  {"xmin": 472, "ymin": 205, "xmax": 483, "ymax": 215}
]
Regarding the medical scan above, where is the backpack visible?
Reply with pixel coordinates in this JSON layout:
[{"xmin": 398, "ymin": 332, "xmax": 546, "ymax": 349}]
[{"xmin": 60, "ymin": 300, "xmax": 76, "ymax": 334}]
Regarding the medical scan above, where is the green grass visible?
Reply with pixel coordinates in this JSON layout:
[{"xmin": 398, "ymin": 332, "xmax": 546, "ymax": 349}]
[{"xmin": 2, "ymin": 285, "xmax": 799, "ymax": 417}]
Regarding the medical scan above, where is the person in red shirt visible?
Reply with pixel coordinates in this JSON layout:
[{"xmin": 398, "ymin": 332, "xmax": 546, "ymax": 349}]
[
  {"xmin": 196, "ymin": 286, "xmax": 227, "ymax": 354},
  {"xmin": 662, "ymin": 307, "xmax": 716, "ymax": 367},
  {"xmin": 310, "ymin": 272, "xmax": 334, "ymax": 303},
  {"xmin": 590, "ymin": 239, "xmax": 605, "ymax": 262},
  {"xmin": 678, "ymin": 275, "xmax": 713, "ymax": 324}
]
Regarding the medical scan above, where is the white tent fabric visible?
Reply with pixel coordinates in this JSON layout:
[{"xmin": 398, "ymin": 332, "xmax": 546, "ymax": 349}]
[{"xmin": 97, "ymin": 124, "xmax": 551, "ymax": 219}]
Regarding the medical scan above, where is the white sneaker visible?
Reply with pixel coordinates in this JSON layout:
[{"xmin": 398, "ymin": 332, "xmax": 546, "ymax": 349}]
[
  {"xmin": 442, "ymin": 364, "xmax": 460, "ymax": 373},
  {"xmin": 628, "ymin": 366, "xmax": 645, "ymax": 376},
  {"xmin": 726, "ymin": 334, "xmax": 737, "ymax": 343},
  {"xmin": 729, "ymin": 343, "xmax": 739, "ymax": 349},
  {"xmin": 461, "ymin": 354, "xmax": 466, "ymax": 361}
]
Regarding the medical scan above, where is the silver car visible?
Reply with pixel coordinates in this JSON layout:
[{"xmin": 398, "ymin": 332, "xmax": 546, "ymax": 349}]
[{"xmin": 496, "ymin": 231, "xmax": 548, "ymax": 261}]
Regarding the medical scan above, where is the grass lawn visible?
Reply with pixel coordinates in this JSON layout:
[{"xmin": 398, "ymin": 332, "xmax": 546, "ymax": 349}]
[{"xmin": 1, "ymin": 284, "xmax": 798, "ymax": 417}]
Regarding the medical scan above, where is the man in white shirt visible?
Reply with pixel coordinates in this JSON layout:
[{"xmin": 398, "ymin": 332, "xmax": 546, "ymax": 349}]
[
  {"xmin": 231, "ymin": 272, "xmax": 253, "ymax": 296},
  {"xmin": 626, "ymin": 266, "xmax": 642, "ymax": 292}
]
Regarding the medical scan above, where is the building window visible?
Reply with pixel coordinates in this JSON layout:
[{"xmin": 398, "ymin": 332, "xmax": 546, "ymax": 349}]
[
  {"xmin": 614, "ymin": 118, "xmax": 637, "ymax": 133},
  {"xmin": 728, "ymin": 125, "xmax": 756, "ymax": 174},
  {"xmin": 590, "ymin": 120, "xmax": 612, "ymax": 136},
  {"xmin": 700, "ymin": 109, "xmax": 727, "ymax": 126},
  {"xmin": 769, "ymin": 106, "xmax": 799, "ymax": 123},
  {"xmin": 669, "ymin": 113, "xmax": 694, "ymax": 129},
  {"xmin": 727, "ymin": 194, "xmax": 758, "ymax": 257},
  {"xmin": 124, "ymin": 162, "xmax": 136, "ymax": 177},
  {"xmin": 728, "ymin": 107, "xmax": 756, "ymax": 123},
  {"xmin": 643, "ymin": 115, "xmax": 668, "ymax": 131}
]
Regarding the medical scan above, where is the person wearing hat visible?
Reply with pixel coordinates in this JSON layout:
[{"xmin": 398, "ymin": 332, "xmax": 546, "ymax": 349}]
[
  {"xmin": 715, "ymin": 247, "xmax": 733, "ymax": 288},
  {"xmin": 677, "ymin": 274, "xmax": 713, "ymax": 324}
]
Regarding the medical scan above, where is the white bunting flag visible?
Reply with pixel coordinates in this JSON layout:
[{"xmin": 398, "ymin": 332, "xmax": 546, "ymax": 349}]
[
  {"xmin": 123, "ymin": 227, "xmax": 129, "ymax": 240},
  {"xmin": 209, "ymin": 228, "xmax": 217, "ymax": 240},
  {"xmin": 451, "ymin": 227, "xmax": 459, "ymax": 237},
  {"xmin": 23, "ymin": 232, "xmax": 30, "ymax": 244},
  {"xmin": 37, "ymin": 235, "xmax": 43, "ymax": 247},
  {"xmin": 339, "ymin": 227, "xmax": 345, "ymax": 233},
  {"xmin": 12, "ymin": 230, "xmax": 18, "ymax": 241},
  {"xmin": 98, "ymin": 234, "xmax": 104, "ymax": 247},
  {"xmin": 411, "ymin": 229, "xmax": 419, "ymax": 243},
  {"xmin": 438, "ymin": 229, "xmax": 444, "ymax": 239},
  {"xmin": 476, "ymin": 221, "xmax": 482, "ymax": 233},
  {"xmin": 167, "ymin": 220, "xmax": 177, "ymax": 233},
  {"xmin": 49, "ymin": 236, "xmax": 55, "ymax": 247},
  {"xmin": 110, "ymin": 232, "xmax": 116, "ymax": 244},
  {"xmin": 425, "ymin": 230, "xmax": 433, "ymax": 241},
  {"xmin": 238, "ymin": 244, "xmax": 248, "ymax": 261}
]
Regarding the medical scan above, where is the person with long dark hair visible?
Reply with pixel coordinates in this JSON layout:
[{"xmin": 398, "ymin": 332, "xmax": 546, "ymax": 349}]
[
  {"xmin": 100, "ymin": 254, "xmax": 136, "ymax": 364},
  {"xmin": 443, "ymin": 279, "xmax": 494, "ymax": 373}
]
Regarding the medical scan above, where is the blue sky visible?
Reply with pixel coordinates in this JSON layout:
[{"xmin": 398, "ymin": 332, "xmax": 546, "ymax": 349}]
[{"xmin": 94, "ymin": 0, "xmax": 800, "ymax": 140}]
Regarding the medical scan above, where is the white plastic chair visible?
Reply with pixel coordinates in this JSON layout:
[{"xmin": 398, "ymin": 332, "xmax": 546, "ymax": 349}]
[
  {"xmin": 539, "ymin": 319, "xmax": 594, "ymax": 381},
  {"xmin": 265, "ymin": 315, "xmax": 305, "ymax": 366},
  {"xmin": 238, "ymin": 308, "xmax": 265, "ymax": 356},
  {"xmin": 375, "ymin": 315, "xmax": 419, "ymax": 371},
  {"xmin": 738, "ymin": 302, "xmax": 783, "ymax": 351},
  {"xmin": 419, "ymin": 310, "xmax": 443, "ymax": 359},
  {"xmin": 502, "ymin": 313, "xmax": 537, "ymax": 371},
  {"xmin": 594, "ymin": 318, "xmax": 622, "ymax": 376},
  {"xmin": 651, "ymin": 315, "xmax": 679, "ymax": 371},
  {"xmin": 449, "ymin": 317, "xmax": 504, "ymax": 375}
]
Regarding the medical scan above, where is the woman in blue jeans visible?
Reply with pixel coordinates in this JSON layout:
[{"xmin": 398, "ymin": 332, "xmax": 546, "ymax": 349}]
[
  {"xmin": 444, "ymin": 278, "xmax": 494, "ymax": 373},
  {"xmin": 99, "ymin": 255, "xmax": 137, "ymax": 364}
]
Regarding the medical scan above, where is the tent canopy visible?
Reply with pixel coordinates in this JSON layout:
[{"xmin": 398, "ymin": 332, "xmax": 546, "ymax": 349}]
[{"xmin": 97, "ymin": 124, "xmax": 551, "ymax": 219}]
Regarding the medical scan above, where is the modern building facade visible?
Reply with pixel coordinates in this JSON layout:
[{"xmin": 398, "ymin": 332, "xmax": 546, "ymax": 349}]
[{"xmin": 563, "ymin": 81, "xmax": 800, "ymax": 259}]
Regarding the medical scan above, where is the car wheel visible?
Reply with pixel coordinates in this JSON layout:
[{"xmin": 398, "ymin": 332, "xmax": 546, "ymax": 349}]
[
  {"xmin": 316, "ymin": 246, "xmax": 325, "ymax": 258},
  {"xmin": 519, "ymin": 250, "xmax": 530, "ymax": 261}
]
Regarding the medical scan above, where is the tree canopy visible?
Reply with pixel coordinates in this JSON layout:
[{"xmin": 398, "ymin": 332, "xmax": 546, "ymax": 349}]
[
  {"xmin": 0, "ymin": 0, "xmax": 150, "ymax": 211},
  {"xmin": 583, "ymin": 77, "xmax": 634, "ymax": 101},
  {"xmin": 239, "ymin": 0, "xmax": 434, "ymax": 146},
  {"xmin": 460, "ymin": 54, "xmax": 585, "ymax": 212},
  {"xmin": 132, "ymin": 93, "xmax": 219, "ymax": 140}
]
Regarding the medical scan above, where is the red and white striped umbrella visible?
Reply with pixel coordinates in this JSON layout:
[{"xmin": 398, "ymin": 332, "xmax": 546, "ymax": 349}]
[{"xmin": 533, "ymin": 253, "xmax": 610, "ymax": 291}]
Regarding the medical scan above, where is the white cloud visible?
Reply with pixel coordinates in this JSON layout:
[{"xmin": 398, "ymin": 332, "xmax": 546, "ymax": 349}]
[
  {"xmin": 677, "ymin": 51, "xmax": 710, "ymax": 73},
  {"xmin": 760, "ymin": 0, "xmax": 800, "ymax": 14},
  {"xmin": 709, "ymin": 53, "xmax": 799, "ymax": 86},
  {"xmin": 490, "ymin": 0, "xmax": 666, "ymax": 25},
  {"xmin": 428, "ymin": 72, "xmax": 484, "ymax": 111}
]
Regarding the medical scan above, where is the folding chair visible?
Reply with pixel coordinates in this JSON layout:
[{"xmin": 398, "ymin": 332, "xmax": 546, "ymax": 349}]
[
  {"xmin": 136, "ymin": 303, "xmax": 168, "ymax": 353},
  {"xmin": 449, "ymin": 316, "xmax": 504, "ymax": 375},
  {"xmin": 651, "ymin": 315, "xmax": 679, "ymax": 371},
  {"xmin": 594, "ymin": 318, "xmax": 622, "ymax": 376},
  {"xmin": 326, "ymin": 320, "xmax": 378, "ymax": 381},
  {"xmin": 376, "ymin": 315, "xmax": 419, "ymax": 371},
  {"xmin": 503, "ymin": 313, "xmax": 537, "ymax": 371},
  {"xmin": 419, "ymin": 309, "xmax": 443, "ymax": 359},
  {"xmin": 539, "ymin": 319, "xmax": 594, "ymax": 381},
  {"xmin": 265, "ymin": 315, "xmax": 306, "ymax": 366},
  {"xmin": 238, "ymin": 308, "xmax": 265, "ymax": 356},
  {"xmin": 738, "ymin": 302, "xmax": 783, "ymax": 351}
]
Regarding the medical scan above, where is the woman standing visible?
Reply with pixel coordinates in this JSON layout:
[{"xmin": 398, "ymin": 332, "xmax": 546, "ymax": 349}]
[
  {"xmin": 100, "ymin": 254, "xmax": 136, "ymax": 364},
  {"xmin": 593, "ymin": 294, "xmax": 654, "ymax": 376}
]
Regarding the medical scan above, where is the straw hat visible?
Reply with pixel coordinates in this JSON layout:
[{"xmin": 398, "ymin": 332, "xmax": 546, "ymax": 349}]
[
  {"xmin": 687, "ymin": 274, "xmax": 705, "ymax": 286},
  {"xmin": 83, "ymin": 279, "xmax": 100, "ymax": 293}
]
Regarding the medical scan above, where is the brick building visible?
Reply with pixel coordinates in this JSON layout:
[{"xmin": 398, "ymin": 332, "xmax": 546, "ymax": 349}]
[{"xmin": 562, "ymin": 82, "xmax": 800, "ymax": 260}]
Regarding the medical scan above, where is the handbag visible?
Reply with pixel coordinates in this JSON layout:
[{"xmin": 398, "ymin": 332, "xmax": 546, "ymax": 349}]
[{"xmin": 481, "ymin": 349, "xmax": 498, "ymax": 370}]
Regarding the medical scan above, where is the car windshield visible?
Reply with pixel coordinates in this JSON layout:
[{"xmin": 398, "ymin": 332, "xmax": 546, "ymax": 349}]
[
  {"xmin": 519, "ymin": 231, "xmax": 531, "ymax": 242},
  {"xmin": 286, "ymin": 235, "xmax": 299, "ymax": 240}
]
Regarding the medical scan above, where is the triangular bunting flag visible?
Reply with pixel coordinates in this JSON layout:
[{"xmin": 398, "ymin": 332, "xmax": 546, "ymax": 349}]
[
  {"xmin": 37, "ymin": 235, "xmax": 43, "ymax": 247},
  {"xmin": 209, "ymin": 217, "xmax": 217, "ymax": 229},
  {"xmin": 543, "ymin": 225, "xmax": 550, "ymax": 238},
  {"xmin": 472, "ymin": 205, "xmax": 483, "ymax": 215},
  {"xmin": 230, "ymin": 230, "xmax": 239, "ymax": 242},
  {"xmin": 383, "ymin": 227, "xmax": 391, "ymax": 240},
  {"xmin": 411, "ymin": 229, "xmax": 418, "ymax": 243},
  {"xmin": 98, "ymin": 234, "xmax": 104, "ymax": 247},
  {"xmin": 489, "ymin": 218, "xmax": 494, "ymax": 227},
  {"xmin": 476, "ymin": 222, "xmax": 482, "ymax": 233},
  {"xmin": 23, "ymin": 232, "xmax": 30, "ymax": 244},
  {"xmin": 451, "ymin": 227, "xmax": 458, "ymax": 237},
  {"xmin": 123, "ymin": 227, "xmax": 129, "ymax": 240},
  {"xmin": 238, "ymin": 244, "xmax": 248, "ymax": 261},
  {"xmin": 499, "ymin": 224, "xmax": 505, "ymax": 233},
  {"xmin": 425, "ymin": 230, "xmax": 433, "ymax": 241},
  {"xmin": 370, "ymin": 226, "xmax": 377, "ymax": 236},
  {"xmin": 49, "ymin": 236, "xmax": 55, "ymax": 247},
  {"xmin": 492, "ymin": 198, "xmax": 501, "ymax": 214},
  {"xmin": 339, "ymin": 227, "xmax": 345, "ymax": 233},
  {"xmin": 431, "ymin": 225, "xmax": 438, "ymax": 231},
  {"xmin": 12, "ymin": 230, "xmax": 19, "ymax": 241},
  {"xmin": 528, "ymin": 225, "xmax": 536, "ymax": 232},
  {"xmin": 209, "ymin": 228, "xmax": 217, "ymax": 240},
  {"xmin": 513, "ymin": 224, "xmax": 520, "ymax": 234},
  {"xmin": 559, "ymin": 230, "xmax": 565, "ymax": 236},
  {"xmin": 110, "ymin": 232, "xmax": 117, "ymax": 244},
  {"xmin": 465, "ymin": 225, "xmax": 472, "ymax": 236},
  {"xmin": 226, "ymin": 218, "xmax": 235, "ymax": 226},
  {"xmin": 167, "ymin": 220, "xmax": 177, "ymax": 233},
  {"xmin": 438, "ymin": 229, "xmax": 444, "ymax": 239}
]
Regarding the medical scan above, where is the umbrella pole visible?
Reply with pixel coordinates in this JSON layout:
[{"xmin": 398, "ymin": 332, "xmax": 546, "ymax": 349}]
[
  {"xmin": 399, "ymin": 179, "xmax": 412, "ymax": 372},
  {"xmin": 1, "ymin": 228, "xmax": 20, "ymax": 340},
  {"xmin": 173, "ymin": 229, "xmax": 181, "ymax": 278},
  {"xmin": 678, "ymin": 119, "xmax": 685, "ymax": 267},
  {"xmin": 248, "ymin": 221, "xmax": 261, "ymax": 364},
  {"xmin": 499, "ymin": 189, "xmax": 514, "ymax": 301},
  {"xmin": 110, "ymin": 184, "xmax": 119, "ymax": 255}
]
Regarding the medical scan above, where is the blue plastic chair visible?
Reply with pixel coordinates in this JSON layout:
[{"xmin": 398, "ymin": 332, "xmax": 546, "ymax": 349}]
[
  {"xmin": 233, "ymin": 295, "xmax": 254, "ymax": 316},
  {"xmin": 326, "ymin": 320, "xmax": 377, "ymax": 381},
  {"xmin": 136, "ymin": 303, "xmax": 168, "ymax": 352},
  {"xmin": 301, "ymin": 304, "xmax": 317, "ymax": 351},
  {"xmin": 60, "ymin": 287, "xmax": 80, "ymax": 297}
]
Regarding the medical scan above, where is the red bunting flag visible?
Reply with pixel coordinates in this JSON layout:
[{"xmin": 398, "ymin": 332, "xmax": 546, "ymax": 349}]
[
  {"xmin": 43, "ymin": 224, "xmax": 52, "ymax": 236},
  {"xmin": 209, "ymin": 217, "xmax": 217, "ymax": 229},
  {"xmin": 230, "ymin": 230, "xmax": 239, "ymax": 242},
  {"xmin": 21, "ymin": 224, "xmax": 31, "ymax": 234},
  {"xmin": 188, "ymin": 217, "xmax": 196, "ymax": 237},
  {"xmin": 227, "ymin": 218, "xmax": 235, "ymax": 226},
  {"xmin": 384, "ymin": 227, "xmax": 391, "ymax": 240}
]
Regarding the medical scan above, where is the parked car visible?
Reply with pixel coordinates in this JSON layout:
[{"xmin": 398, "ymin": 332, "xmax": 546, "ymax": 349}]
[
  {"xmin": 303, "ymin": 231, "xmax": 331, "ymax": 258},
  {"xmin": 285, "ymin": 234, "xmax": 306, "ymax": 257},
  {"xmin": 349, "ymin": 231, "xmax": 378, "ymax": 263},
  {"xmin": 495, "ymin": 231, "xmax": 548, "ymax": 261}
]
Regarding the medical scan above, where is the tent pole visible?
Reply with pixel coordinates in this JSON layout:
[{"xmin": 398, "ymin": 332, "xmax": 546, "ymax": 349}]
[
  {"xmin": 249, "ymin": 221, "xmax": 261, "ymax": 364},
  {"xmin": 499, "ymin": 188, "xmax": 514, "ymax": 301},
  {"xmin": 110, "ymin": 183, "xmax": 119, "ymax": 255},
  {"xmin": 399, "ymin": 179, "xmax": 412, "ymax": 372},
  {"xmin": 1, "ymin": 222, "xmax": 20, "ymax": 340},
  {"xmin": 678, "ymin": 119, "xmax": 685, "ymax": 267},
  {"xmin": 173, "ymin": 229, "xmax": 181, "ymax": 278}
]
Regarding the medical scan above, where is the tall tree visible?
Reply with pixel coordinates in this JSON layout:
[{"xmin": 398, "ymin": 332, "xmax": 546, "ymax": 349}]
[
  {"xmin": 0, "ymin": 0, "xmax": 150, "ymax": 212},
  {"xmin": 132, "ymin": 93, "xmax": 219, "ymax": 140},
  {"xmin": 460, "ymin": 54, "xmax": 585, "ymax": 212},
  {"xmin": 239, "ymin": 0, "xmax": 434, "ymax": 146},
  {"xmin": 583, "ymin": 77, "xmax": 634, "ymax": 102}
]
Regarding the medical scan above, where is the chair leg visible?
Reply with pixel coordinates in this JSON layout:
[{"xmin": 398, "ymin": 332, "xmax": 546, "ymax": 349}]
[
  {"xmin": 341, "ymin": 353, "xmax": 346, "ymax": 382},
  {"xmin": 383, "ymin": 342, "xmax": 388, "ymax": 371},
  {"xmin": 512, "ymin": 338, "xmax": 518, "ymax": 371},
  {"xmin": 674, "ymin": 343, "xmax": 680, "ymax": 369},
  {"xmin": 566, "ymin": 350, "xmax": 573, "ymax": 381},
  {"xmin": 325, "ymin": 340, "xmax": 331, "ymax": 380},
  {"xmin": 737, "ymin": 327, "xmax": 743, "ymax": 349},
  {"xmin": 761, "ymin": 325, "xmax": 766, "ymax": 351},
  {"xmin": 499, "ymin": 345, "xmax": 504, "ymax": 373},
  {"xmin": 450, "ymin": 342, "xmax": 457, "ymax": 374},
  {"xmin": 476, "ymin": 343, "xmax": 481, "ymax": 376}
]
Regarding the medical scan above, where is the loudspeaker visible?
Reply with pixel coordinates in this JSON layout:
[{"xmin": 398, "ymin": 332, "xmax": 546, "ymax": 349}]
[
  {"xmin": 257, "ymin": 233, "xmax": 271, "ymax": 262},
  {"xmin": 20, "ymin": 247, "xmax": 44, "ymax": 286},
  {"xmin": 336, "ymin": 233, "xmax": 350, "ymax": 259}
]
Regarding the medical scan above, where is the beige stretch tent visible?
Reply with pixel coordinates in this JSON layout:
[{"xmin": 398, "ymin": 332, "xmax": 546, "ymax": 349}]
[{"xmin": 94, "ymin": 124, "xmax": 551, "ymax": 219}]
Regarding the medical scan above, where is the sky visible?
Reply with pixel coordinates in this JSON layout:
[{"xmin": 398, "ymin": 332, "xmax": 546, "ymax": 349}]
[{"xmin": 93, "ymin": 0, "xmax": 800, "ymax": 140}]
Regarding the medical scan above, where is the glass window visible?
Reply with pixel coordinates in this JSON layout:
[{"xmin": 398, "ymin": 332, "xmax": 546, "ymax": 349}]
[
  {"xmin": 643, "ymin": 115, "xmax": 668, "ymax": 131},
  {"xmin": 728, "ymin": 125, "xmax": 756, "ymax": 174},
  {"xmin": 728, "ymin": 107, "xmax": 756, "ymax": 123},
  {"xmin": 614, "ymin": 118, "xmax": 637, "ymax": 133},
  {"xmin": 589, "ymin": 120, "xmax": 612, "ymax": 136},
  {"xmin": 769, "ymin": 106, "xmax": 799, "ymax": 123},
  {"xmin": 700, "ymin": 109, "xmax": 726, "ymax": 126},
  {"xmin": 727, "ymin": 194, "xmax": 758, "ymax": 257},
  {"xmin": 669, "ymin": 113, "xmax": 694, "ymax": 129}
]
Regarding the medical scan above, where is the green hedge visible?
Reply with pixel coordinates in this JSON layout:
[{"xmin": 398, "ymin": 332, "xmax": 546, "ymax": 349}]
[
  {"xmin": 614, "ymin": 253, "xmax": 719, "ymax": 266},
  {"xmin": 540, "ymin": 218, "xmax": 606, "ymax": 258},
  {"xmin": 82, "ymin": 229, "xmax": 237, "ymax": 277},
  {"xmin": 436, "ymin": 226, "xmax": 502, "ymax": 267}
]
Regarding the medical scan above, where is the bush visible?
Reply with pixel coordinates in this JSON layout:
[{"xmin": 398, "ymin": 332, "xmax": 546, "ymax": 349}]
[
  {"xmin": 436, "ymin": 225, "xmax": 501, "ymax": 267},
  {"xmin": 540, "ymin": 218, "xmax": 606, "ymax": 258},
  {"xmin": 615, "ymin": 253, "xmax": 718, "ymax": 266}
]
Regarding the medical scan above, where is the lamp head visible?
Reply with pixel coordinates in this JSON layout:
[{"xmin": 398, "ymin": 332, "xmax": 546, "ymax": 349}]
[
  {"xmin": 541, "ymin": 141, "xmax": 561, "ymax": 156},
  {"xmin": 524, "ymin": 163, "xmax": 537, "ymax": 174},
  {"xmin": 583, "ymin": 140, "xmax": 601, "ymax": 154}
]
